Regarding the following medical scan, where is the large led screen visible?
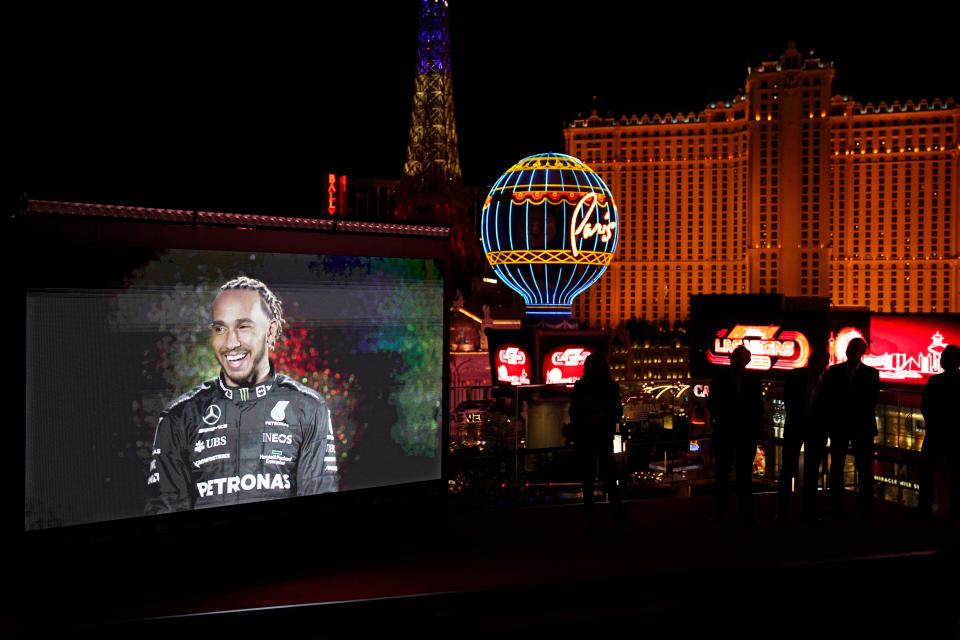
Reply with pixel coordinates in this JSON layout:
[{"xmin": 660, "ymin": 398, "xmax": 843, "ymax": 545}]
[
  {"xmin": 866, "ymin": 314, "xmax": 960, "ymax": 386},
  {"xmin": 25, "ymin": 248, "xmax": 443, "ymax": 530}
]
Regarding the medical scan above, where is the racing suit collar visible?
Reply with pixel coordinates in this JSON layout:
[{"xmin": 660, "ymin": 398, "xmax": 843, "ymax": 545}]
[{"xmin": 217, "ymin": 365, "xmax": 277, "ymax": 403}]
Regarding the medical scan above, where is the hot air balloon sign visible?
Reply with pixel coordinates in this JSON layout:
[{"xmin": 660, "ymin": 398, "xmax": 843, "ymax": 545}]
[{"xmin": 481, "ymin": 153, "xmax": 618, "ymax": 328}]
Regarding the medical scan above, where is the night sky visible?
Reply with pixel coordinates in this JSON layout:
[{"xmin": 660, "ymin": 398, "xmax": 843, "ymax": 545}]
[{"xmin": 12, "ymin": 3, "xmax": 957, "ymax": 216}]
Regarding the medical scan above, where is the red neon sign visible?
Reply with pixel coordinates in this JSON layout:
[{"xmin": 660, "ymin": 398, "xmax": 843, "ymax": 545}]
[
  {"xmin": 863, "ymin": 315, "xmax": 960, "ymax": 385},
  {"xmin": 327, "ymin": 174, "xmax": 337, "ymax": 215},
  {"xmin": 707, "ymin": 324, "xmax": 811, "ymax": 370},
  {"xmin": 542, "ymin": 346, "xmax": 592, "ymax": 384},
  {"xmin": 496, "ymin": 345, "xmax": 530, "ymax": 385}
]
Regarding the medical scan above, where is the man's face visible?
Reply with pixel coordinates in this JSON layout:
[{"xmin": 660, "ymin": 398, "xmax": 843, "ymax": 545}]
[{"xmin": 210, "ymin": 289, "xmax": 277, "ymax": 387}]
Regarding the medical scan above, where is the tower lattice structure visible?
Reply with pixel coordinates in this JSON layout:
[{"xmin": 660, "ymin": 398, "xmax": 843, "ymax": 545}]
[
  {"xmin": 399, "ymin": 0, "xmax": 482, "ymax": 275},
  {"xmin": 403, "ymin": 0, "xmax": 462, "ymax": 186}
]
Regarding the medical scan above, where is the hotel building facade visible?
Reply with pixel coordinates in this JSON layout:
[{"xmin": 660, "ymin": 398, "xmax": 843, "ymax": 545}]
[{"xmin": 565, "ymin": 43, "xmax": 959, "ymax": 329}]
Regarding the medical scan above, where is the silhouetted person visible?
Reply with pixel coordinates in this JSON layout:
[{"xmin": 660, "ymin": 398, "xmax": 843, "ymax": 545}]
[
  {"xmin": 569, "ymin": 353, "xmax": 623, "ymax": 518},
  {"xmin": 919, "ymin": 344, "xmax": 960, "ymax": 523},
  {"xmin": 778, "ymin": 348, "xmax": 830, "ymax": 525},
  {"xmin": 708, "ymin": 345, "xmax": 764, "ymax": 525},
  {"xmin": 822, "ymin": 337, "xmax": 879, "ymax": 520}
]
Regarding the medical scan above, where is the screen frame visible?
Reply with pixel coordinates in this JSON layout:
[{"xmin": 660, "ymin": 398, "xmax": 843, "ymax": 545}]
[{"xmin": 15, "ymin": 201, "xmax": 452, "ymax": 543}]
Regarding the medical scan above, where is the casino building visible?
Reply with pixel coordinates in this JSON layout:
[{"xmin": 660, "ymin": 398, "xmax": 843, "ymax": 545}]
[{"xmin": 565, "ymin": 42, "xmax": 959, "ymax": 329}]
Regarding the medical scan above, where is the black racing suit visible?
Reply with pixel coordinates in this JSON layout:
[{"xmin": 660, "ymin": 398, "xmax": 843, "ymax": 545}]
[{"xmin": 145, "ymin": 371, "xmax": 338, "ymax": 513}]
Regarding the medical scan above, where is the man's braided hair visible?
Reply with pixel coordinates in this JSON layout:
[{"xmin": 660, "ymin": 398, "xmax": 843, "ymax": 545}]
[{"xmin": 219, "ymin": 276, "xmax": 286, "ymax": 346}]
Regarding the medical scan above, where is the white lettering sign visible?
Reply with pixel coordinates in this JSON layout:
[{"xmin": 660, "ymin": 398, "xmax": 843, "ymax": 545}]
[
  {"xmin": 498, "ymin": 347, "xmax": 526, "ymax": 365},
  {"xmin": 570, "ymin": 193, "xmax": 616, "ymax": 258},
  {"xmin": 196, "ymin": 473, "xmax": 291, "ymax": 497},
  {"xmin": 551, "ymin": 348, "xmax": 590, "ymax": 367}
]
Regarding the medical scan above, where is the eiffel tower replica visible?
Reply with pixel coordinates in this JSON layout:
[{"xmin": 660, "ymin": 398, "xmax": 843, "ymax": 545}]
[{"xmin": 397, "ymin": 0, "xmax": 482, "ymax": 280}]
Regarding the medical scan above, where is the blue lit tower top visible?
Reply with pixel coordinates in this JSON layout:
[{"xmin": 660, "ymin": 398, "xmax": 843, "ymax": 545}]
[
  {"xmin": 481, "ymin": 153, "xmax": 619, "ymax": 330},
  {"xmin": 403, "ymin": 0, "xmax": 461, "ymax": 184}
]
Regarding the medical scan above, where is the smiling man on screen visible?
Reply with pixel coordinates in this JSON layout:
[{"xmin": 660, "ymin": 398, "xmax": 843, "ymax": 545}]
[{"xmin": 145, "ymin": 276, "xmax": 338, "ymax": 513}]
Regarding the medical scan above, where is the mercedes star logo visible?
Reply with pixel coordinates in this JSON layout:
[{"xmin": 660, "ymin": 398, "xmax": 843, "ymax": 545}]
[{"xmin": 202, "ymin": 404, "xmax": 222, "ymax": 425}]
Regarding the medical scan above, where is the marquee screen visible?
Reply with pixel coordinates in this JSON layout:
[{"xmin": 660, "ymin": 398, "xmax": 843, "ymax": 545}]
[{"xmin": 25, "ymin": 247, "xmax": 444, "ymax": 530}]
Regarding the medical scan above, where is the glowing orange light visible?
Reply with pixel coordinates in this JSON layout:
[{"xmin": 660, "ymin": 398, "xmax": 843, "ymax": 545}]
[{"xmin": 707, "ymin": 324, "xmax": 811, "ymax": 370}]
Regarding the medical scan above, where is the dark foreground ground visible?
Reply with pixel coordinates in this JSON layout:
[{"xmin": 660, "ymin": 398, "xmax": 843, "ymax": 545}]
[{"xmin": 8, "ymin": 490, "xmax": 958, "ymax": 638}]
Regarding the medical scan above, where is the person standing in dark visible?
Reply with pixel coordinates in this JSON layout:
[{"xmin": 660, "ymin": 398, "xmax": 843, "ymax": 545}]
[
  {"xmin": 708, "ymin": 345, "xmax": 764, "ymax": 525},
  {"xmin": 569, "ymin": 353, "xmax": 624, "ymax": 518},
  {"xmin": 822, "ymin": 337, "xmax": 879, "ymax": 520},
  {"xmin": 919, "ymin": 344, "xmax": 960, "ymax": 523},
  {"xmin": 777, "ymin": 348, "xmax": 829, "ymax": 526}
]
